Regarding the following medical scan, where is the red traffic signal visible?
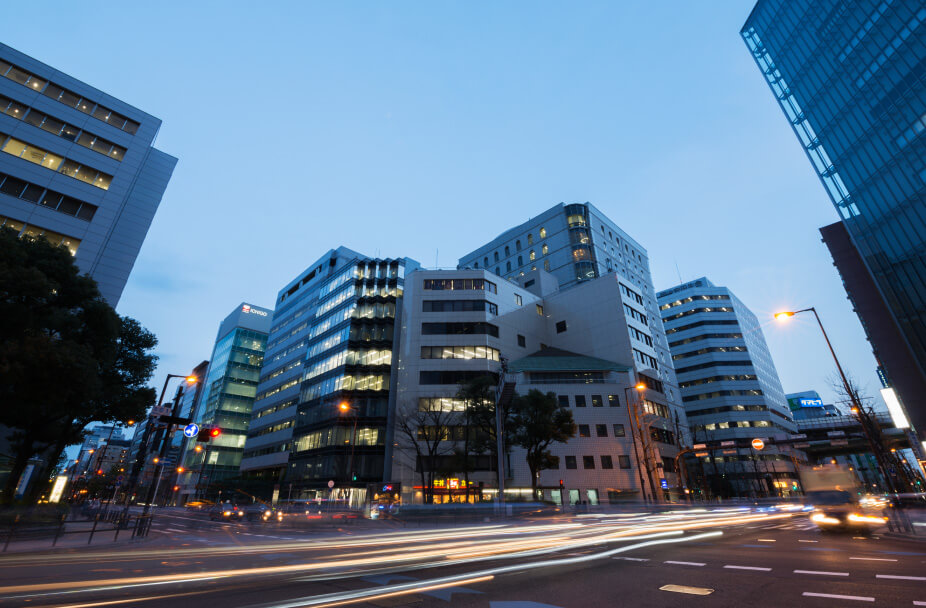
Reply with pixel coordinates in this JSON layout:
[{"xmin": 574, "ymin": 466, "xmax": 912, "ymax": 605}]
[{"xmin": 196, "ymin": 427, "xmax": 222, "ymax": 442}]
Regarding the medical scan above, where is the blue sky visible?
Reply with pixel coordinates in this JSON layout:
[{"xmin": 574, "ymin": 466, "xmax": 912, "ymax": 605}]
[{"xmin": 2, "ymin": 1, "xmax": 888, "ymax": 412}]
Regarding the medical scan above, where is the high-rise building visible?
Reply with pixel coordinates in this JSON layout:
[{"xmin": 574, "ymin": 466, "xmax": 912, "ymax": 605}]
[
  {"xmin": 459, "ymin": 202, "xmax": 680, "ymax": 404},
  {"xmin": 658, "ymin": 278, "xmax": 799, "ymax": 497},
  {"xmin": 0, "ymin": 43, "xmax": 176, "ymax": 305},
  {"xmin": 176, "ymin": 303, "xmax": 270, "ymax": 500},
  {"xmin": 241, "ymin": 249, "xmax": 420, "ymax": 504},
  {"xmin": 391, "ymin": 267, "xmax": 686, "ymax": 504},
  {"xmin": 741, "ymin": 1, "xmax": 926, "ymax": 445}
]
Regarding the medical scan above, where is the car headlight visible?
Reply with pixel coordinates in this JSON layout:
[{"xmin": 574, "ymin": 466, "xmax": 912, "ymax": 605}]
[
  {"xmin": 223, "ymin": 511, "xmax": 231, "ymax": 516},
  {"xmin": 847, "ymin": 513, "xmax": 888, "ymax": 524},
  {"xmin": 811, "ymin": 512, "xmax": 841, "ymax": 525}
]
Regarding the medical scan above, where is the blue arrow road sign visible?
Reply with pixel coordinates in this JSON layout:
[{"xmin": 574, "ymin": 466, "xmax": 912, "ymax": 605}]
[{"xmin": 183, "ymin": 423, "xmax": 200, "ymax": 438}]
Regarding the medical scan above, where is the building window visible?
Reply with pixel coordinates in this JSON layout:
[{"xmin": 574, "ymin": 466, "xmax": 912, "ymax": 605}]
[
  {"xmin": 515, "ymin": 294, "xmax": 522, "ymax": 306},
  {"xmin": 557, "ymin": 395, "xmax": 569, "ymax": 408},
  {"xmin": 539, "ymin": 227, "xmax": 547, "ymax": 238},
  {"xmin": 578, "ymin": 424, "xmax": 590, "ymax": 437},
  {"xmin": 496, "ymin": 267, "xmax": 500, "ymax": 275},
  {"xmin": 527, "ymin": 233, "xmax": 534, "ymax": 245},
  {"xmin": 556, "ymin": 320, "xmax": 567, "ymax": 333},
  {"xmin": 618, "ymin": 455, "xmax": 631, "ymax": 469},
  {"xmin": 608, "ymin": 394, "xmax": 620, "ymax": 407},
  {"xmin": 582, "ymin": 456, "xmax": 595, "ymax": 469},
  {"xmin": 544, "ymin": 260, "xmax": 550, "ymax": 271},
  {"xmin": 525, "ymin": 279, "xmax": 535, "ymax": 287},
  {"xmin": 591, "ymin": 395, "xmax": 603, "ymax": 407},
  {"xmin": 483, "ymin": 256, "xmax": 488, "ymax": 267},
  {"xmin": 494, "ymin": 252, "xmax": 499, "ymax": 262},
  {"xmin": 542, "ymin": 244, "xmax": 548, "ymax": 255},
  {"xmin": 517, "ymin": 334, "xmax": 526, "ymax": 347},
  {"xmin": 423, "ymin": 278, "xmax": 497, "ymax": 292},
  {"xmin": 613, "ymin": 424, "xmax": 625, "ymax": 437},
  {"xmin": 529, "ymin": 250, "xmax": 536, "ymax": 261},
  {"xmin": 575, "ymin": 395, "xmax": 586, "ymax": 407},
  {"xmin": 506, "ymin": 261, "xmax": 511, "ymax": 272},
  {"xmin": 595, "ymin": 424, "xmax": 607, "ymax": 437},
  {"xmin": 565, "ymin": 456, "xmax": 577, "ymax": 470},
  {"xmin": 516, "ymin": 240, "xmax": 522, "ymax": 251},
  {"xmin": 517, "ymin": 255, "xmax": 523, "ymax": 267},
  {"xmin": 601, "ymin": 455, "xmax": 614, "ymax": 469},
  {"xmin": 536, "ymin": 304, "xmax": 544, "ymax": 316},
  {"xmin": 505, "ymin": 246, "xmax": 510, "ymax": 256}
]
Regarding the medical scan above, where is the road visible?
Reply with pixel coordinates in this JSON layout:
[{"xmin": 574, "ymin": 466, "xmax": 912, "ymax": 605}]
[{"xmin": 0, "ymin": 507, "xmax": 923, "ymax": 607}]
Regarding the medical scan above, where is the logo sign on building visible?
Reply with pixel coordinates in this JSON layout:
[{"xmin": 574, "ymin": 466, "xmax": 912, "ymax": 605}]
[
  {"xmin": 751, "ymin": 438, "xmax": 765, "ymax": 451},
  {"xmin": 183, "ymin": 423, "xmax": 200, "ymax": 438},
  {"xmin": 660, "ymin": 479, "xmax": 668, "ymax": 489},
  {"xmin": 241, "ymin": 304, "xmax": 268, "ymax": 317},
  {"xmin": 799, "ymin": 398, "xmax": 824, "ymax": 407}
]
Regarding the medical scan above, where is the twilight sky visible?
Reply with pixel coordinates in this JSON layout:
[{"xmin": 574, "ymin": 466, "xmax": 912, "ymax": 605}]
[{"xmin": 2, "ymin": 1, "xmax": 889, "ymax": 412}]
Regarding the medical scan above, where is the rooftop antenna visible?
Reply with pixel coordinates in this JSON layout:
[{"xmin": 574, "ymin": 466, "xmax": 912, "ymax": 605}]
[
  {"xmin": 435, "ymin": 248, "xmax": 439, "ymax": 269},
  {"xmin": 675, "ymin": 260, "xmax": 683, "ymax": 285}
]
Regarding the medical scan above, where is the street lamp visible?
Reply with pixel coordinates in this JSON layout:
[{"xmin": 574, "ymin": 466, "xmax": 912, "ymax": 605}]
[
  {"xmin": 624, "ymin": 381, "xmax": 655, "ymax": 502},
  {"xmin": 337, "ymin": 401, "xmax": 359, "ymax": 490},
  {"xmin": 774, "ymin": 306, "xmax": 898, "ymax": 492},
  {"xmin": 137, "ymin": 374, "xmax": 200, "ymax": 518}
]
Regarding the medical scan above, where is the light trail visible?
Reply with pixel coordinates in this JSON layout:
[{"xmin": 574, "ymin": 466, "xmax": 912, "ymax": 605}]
[
  {"xmin": 0, "ymin": 508, "xmax": 791, "ymax": 603},
  {"xmin": 260, "ymin": 530, "xmax": 724, "ymax": 608}
]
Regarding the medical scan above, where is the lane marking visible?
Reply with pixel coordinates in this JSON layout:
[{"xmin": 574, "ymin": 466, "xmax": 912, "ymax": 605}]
[
  {"xmin": 802, "ymin": 592, "xmax": 873, "ymax": 602},
  {"xmin": 876, "ymin": 574, "xmax": 926, "ymax": 581},
  {"xmin": 659, "ymin": 584, "xmax": 713, "ymax": 596},
  {"xmin": 612, "ymin": 557, "xmax": 649, "ymax": 562},
  {"xmin": 913, "ymin": 602, "xmax": 926, "ymax": 606},
  {"xmin": 664, "ymin": 561, "xmax": 705, "ymax": 567},
  {"xmin": 724, "ymin": 565, "xmax": 771, "ymax": 571},
  {"xmin": 794, "ymin": 570, "xmax": 849, "ymax": 577},
  {"xmin": 757, "ymin": 539, "xmax": 776, "ymax": 542},
  {"xmin": 849, "ymin": 557, "xmax": 897, "ymax": 562},
  {"xmin": 798, "ymin": 540, "xmax": 818, "ymax": 543}
]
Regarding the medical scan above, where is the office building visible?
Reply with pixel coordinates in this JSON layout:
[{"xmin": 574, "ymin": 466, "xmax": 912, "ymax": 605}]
[
  {"xmin": 658, "ymin": 278, "xmax": 799, "ymax": 497},
  {"xmin": 175, "ymin": 303, "xmax": 270, "ymax": 501},
  {"xmin": 0, "ymin": 43, "xmax": 176, "ymax": 305},
  {"xmin": 241, "ymin": 249, "xmax": 421, "ymax": 505},
  {"xmin": 391, "ymin": 267, "xmax": 687, "ymax": 504},
  {"xmin": 459, "ymin": 202, "xmax": 682, "ymax": 410},
  {"xmin": 742, "ymin": 1, "xmax": 926, "ymax": 445}
]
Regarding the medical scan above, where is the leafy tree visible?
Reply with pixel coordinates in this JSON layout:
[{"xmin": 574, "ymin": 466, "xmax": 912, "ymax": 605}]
[
  {"xmin": 464, "ymin": 376, "xmax": 516, "ymax": 492},
  {"xmin": 509, "ymin": 390, "xmax": 576, "ymax": 498},
  {"xmin": 455, "ymin": 375, "xmax": 496, "ymax": 500},
  {"xmin": 394, "ymin": 403, "xmax": 456, "ymax": 504},
  {"xmin": 0, "ymin": 227, "xmax": 158, "ymax": 503}
]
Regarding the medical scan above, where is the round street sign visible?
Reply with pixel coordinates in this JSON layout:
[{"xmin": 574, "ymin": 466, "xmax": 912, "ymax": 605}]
[
  {"xmin": 183, "ymin": 423, "xmax": 200, "ymax": 438},
  {"xmin": 751, "ymin": 438, "xmax": 765, "ymax": 451},
  {"xmin": 327, "ymin": 480, "xmax": 335, "ymax": 489}
]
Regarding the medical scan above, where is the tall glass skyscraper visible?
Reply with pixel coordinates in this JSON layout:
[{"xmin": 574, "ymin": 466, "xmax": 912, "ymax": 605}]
[{"xmin": 742, "ymin": 1, "xmax": 926, "ymax": 442}]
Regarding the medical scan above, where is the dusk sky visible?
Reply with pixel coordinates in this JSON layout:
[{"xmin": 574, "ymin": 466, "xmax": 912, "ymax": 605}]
[{"xmin": 3, "ymin": 1, "xmax": 889, "ymax": 413}]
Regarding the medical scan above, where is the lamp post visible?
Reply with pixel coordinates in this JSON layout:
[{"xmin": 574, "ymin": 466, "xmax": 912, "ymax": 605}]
[
  {"xmin": 774, "ymin": 307, "xmax": 898, "ymax": 493},
  {"xmin": 624, "ymin": 382, "xmax": 655, "ymax": 502},
  {"xmin": 337, "ymin": 401, "xmax": 359, "ymax": 495},
  {"xmin": 139, "ymin": 374, "xmax": 199, "ymax": 518}
]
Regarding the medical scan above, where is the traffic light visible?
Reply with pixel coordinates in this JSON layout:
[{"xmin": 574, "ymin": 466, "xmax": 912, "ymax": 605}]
[{"xmin": 196, "ymin": 427, "xmax": 222, "ymax": 442}]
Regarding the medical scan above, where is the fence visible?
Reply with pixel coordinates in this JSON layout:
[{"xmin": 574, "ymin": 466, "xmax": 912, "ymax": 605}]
[{"xmin": 1, "ymin": 508, "xmax": 154, "ymax": 552}]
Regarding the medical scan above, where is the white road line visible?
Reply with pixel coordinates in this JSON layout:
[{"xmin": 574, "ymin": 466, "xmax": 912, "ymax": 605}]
[
  {"xmin": 757, "ymin": 539, "xmax": 776, "ymax": 542},
  {"xmin": 665, "ymin": 561, "xmax": 705, "ymax": 567},
  {"xmin": 798, "ymin": 539, "xmax": 819, "ymax": 543},
  {"xmin": 850, "ymin": 557, "xmax": 897, "ymax": 562},
  {"xmin": 802, "ymin": 592, "xmax": 873, "ymax": 602},
  {"xmin": 724, "ymin": 565, "xmax": 772, "ymax": 571},
  {"xmin": 613, "ymin": 557, "xmax": 649, "ymax": 562},
  {"xmin": 913, "ymin": 601, "xmax": 926, "ymax": 606},
  {"xmin": 794, "ymin": 570, "xmax": 849, "ymax": 577},
  {"xmin": 165, "ymin": 528, "xmax": 186, "ymax": 533},
  {"xmin": 659, "ymin": 584, "xmax": 713, "ymax": 596},
  {"xmin": 876, "ymin": 574, "xmax": 926, "ymax": 581}
]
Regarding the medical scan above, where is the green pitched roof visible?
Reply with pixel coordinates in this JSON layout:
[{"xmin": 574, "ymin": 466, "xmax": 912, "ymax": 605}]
[{"xmin": 508, "ymin": 347, "xmax": 631, "ymax": 373}]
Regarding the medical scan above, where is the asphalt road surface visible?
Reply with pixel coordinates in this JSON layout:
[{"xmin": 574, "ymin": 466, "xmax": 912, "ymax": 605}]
[{"xmin": 0, "ymin": 508, "xmax": 923, "ymax": 607}]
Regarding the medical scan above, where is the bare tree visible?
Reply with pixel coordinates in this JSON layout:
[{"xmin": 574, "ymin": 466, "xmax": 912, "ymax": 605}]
[{"xmin": 394, "ymin": 402, "xmax": 457, "ymax": 504}]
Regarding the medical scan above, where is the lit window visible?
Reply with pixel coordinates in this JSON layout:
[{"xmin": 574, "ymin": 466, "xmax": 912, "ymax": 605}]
[
  {"xmin": 542, "ymin": 244, "xmax": 548, "ymax": 255},
  {"xmin": 529, "ymin": 250, "xmax": 536, "ymax": 261},
  {"xmin": 539, "ymin": 227, "xmax": 546, "ymax": 238}
]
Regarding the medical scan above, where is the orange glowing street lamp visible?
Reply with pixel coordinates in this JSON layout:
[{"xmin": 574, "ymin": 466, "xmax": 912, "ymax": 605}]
[
  {"xmin": 635, "ymin": 383, "xmax": 646, "ymax": 391},
  {"xmin": 338, "ymin": 401, "xmax": 351, "ymax": 413},
  {"xmin": 186, "ymin": 375, "xmax": 198, "ymax": 384}
]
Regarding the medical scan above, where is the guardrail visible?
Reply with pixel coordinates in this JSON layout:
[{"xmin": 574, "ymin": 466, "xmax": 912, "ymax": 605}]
[{"xmin": 1, "ymin": 509, "xmax": 154, "ymax": 552}]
